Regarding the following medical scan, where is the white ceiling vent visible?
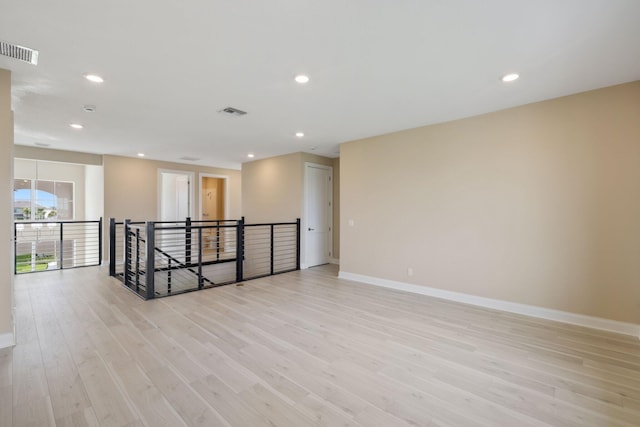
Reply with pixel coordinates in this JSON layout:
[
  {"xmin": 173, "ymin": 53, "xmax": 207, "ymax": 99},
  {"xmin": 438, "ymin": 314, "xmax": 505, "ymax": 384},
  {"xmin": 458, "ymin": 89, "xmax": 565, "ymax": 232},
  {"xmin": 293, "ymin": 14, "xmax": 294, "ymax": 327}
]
[
  {"xmin": 218, "ymin": 107, "xmax": 247, "ymax": 117},
  {"xmin": 0, "ymin": 40, "xmax": 39, "ymax": 65},
  {"xmin": 179, "ymin": 156, "xmax": 200, "ymax": 161}
]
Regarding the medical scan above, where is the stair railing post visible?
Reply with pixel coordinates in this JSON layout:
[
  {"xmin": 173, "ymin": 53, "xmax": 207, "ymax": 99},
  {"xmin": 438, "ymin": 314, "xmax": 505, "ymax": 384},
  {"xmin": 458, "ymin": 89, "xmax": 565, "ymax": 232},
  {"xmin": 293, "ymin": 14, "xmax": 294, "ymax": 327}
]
[
  {"xmin": 13, "ymin": 223, "xmax": 17, "ymax": 274},
  {"xmin": 98, "ymin": 217, "xmax": 103, "ymax": 266},
  {"xmin": 296, "ymin": 218, "xmax": 301, "ymax": 270},
  {"xmin": 167, "ymin": 258, "xmax": 172, "ymax": 294},
  {"xmin": 123, "ymin": 219, "xmax": 131, "ymax": 288},
  {"xmin": 109, "ymin": 218, "xmax": 116, "ymax": 276},
  {"xmin": 198, "ymin": 227, "xmax": 203, "ymax": 289},
  {"xmin": 216, "ymin": 220, "xmax": 220, "ymax": 261},
  {"xmin": 270, "ymin": 224, "xmax": 275, "ymax": 275},
  {"xmin": 236, "ymin": 217, "xmax": 244, "ymax": 282},
  {"xmin": 135, "ymin": 228, "xmax": 141, "ymax": 293},
  {"xmin": 59, "ymin": 221, "xmax": 64, "ymax": 269},
  {"xmin": 185, "ymin": 217, "xmax": 191, "ymax": 265},
  {"xmin": 145, "ymin": 221, "xmax": 156, "ymax": 300}
]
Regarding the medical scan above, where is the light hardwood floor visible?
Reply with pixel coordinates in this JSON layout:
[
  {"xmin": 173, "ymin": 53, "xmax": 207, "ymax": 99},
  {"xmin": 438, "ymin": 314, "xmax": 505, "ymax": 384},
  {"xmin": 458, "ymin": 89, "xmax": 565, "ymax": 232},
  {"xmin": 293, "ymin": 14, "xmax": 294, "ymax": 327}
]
[{"xmin": 2, "ymin": 265, "xmax": 640, "ymax": 426}]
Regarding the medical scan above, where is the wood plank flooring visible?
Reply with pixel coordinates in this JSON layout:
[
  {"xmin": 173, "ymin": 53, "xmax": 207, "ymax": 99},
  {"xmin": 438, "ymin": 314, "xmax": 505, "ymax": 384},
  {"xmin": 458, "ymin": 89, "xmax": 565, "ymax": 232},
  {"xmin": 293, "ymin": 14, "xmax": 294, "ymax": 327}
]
[{"xmin": 1, "ymin": 265, "xmax": 640, "ymax": 426}]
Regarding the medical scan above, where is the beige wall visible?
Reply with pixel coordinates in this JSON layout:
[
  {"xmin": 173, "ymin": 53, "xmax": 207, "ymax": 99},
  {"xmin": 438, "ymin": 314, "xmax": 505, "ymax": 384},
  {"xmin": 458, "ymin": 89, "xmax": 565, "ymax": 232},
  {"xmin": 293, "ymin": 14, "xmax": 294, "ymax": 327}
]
[
  {"xmin": 301, "ymin": 153, "xmax": 335, "ymax": 168},
  {"xmin": 242, "ymin": 152, "xmax": 339, "ymax": 258},
  {"xmin": 14, "ymin": 145, "xmax": 102, "ymax": 165},
  {"xmin": 242, "ymin": 152, "xmax": 304, "ymax": 223},
  {"xmin": 0, "ymin": 69, "xmax": 14, "ymax": 345},
  {"xmin": 104, "ymin": 155, "xmax": 241, "ymax": 222},
  {"xmin": 340, "ymin": 81, "xmax": 640, "ymax": 324}
]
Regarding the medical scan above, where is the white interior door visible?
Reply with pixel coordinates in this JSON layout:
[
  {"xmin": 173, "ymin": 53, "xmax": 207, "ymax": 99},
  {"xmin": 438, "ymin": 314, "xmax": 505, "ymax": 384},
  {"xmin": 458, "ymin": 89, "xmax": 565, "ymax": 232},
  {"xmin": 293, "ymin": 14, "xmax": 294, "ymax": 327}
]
[
  {"xmin": 175, "ymin": 176, "xmax": 190, "ymax": 219},
  {"xmin": 159, "ymin": 171, "xmax": 193, "ymax": 257},
  {"xmin": 305, "ymin": 163, "xmax": 332, "ymax": 267},
  {"xmin": 160, "ymin": 172, "xmax": 192, "ymax": 221}
]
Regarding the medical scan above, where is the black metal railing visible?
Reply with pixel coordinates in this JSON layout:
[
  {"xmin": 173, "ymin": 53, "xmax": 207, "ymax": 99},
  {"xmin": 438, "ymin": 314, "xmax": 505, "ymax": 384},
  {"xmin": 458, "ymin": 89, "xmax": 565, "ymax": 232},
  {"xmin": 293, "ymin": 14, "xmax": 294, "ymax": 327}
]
[
  {"xmin": 14, "ymin": 218, "xmax": 103, "ymax": 274},
  {"xmin": 109, "ymin": 217, "xmax": 300, "ymax": 299},
  {"xmin": 243, "ymin": 222, "xmax": 300, "ymax": 280}
]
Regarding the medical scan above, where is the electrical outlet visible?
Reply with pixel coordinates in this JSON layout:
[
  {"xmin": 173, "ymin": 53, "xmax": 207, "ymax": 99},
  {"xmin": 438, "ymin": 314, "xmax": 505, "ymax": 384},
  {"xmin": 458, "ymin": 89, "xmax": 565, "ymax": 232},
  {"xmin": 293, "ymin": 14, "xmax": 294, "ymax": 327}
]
[{"xmin": 407, "ymin": 267, "xmax": 413, "ymax": 276}]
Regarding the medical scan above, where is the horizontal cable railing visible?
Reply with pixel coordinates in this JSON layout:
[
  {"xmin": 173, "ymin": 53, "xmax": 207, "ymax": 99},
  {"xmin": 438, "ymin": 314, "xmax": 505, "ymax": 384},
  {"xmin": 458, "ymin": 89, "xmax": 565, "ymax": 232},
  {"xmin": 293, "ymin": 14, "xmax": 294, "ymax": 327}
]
[
  {"xmin": 109, "ymin": 219, "xmax": 144, "ymax": 277},
  {"xmin": 110, "ymin": 217, "xmax": 300, "ymax": 299},
  {"xmin": 14, "ymin": 218, "xmax": 102, "ymax": 274},
  {"xmin": 124, "ymin": 223, "xmax": 148, "ymax": 297},
  {"xmin": 243, "ymin": 222, "xmax": 299, "ymax": 280}
]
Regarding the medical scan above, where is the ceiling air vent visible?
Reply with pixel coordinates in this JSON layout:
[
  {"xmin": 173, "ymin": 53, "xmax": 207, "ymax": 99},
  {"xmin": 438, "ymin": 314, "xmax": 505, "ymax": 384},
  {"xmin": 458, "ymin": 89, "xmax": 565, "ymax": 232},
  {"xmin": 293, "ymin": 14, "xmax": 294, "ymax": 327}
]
[
  {"xmin": 179, "ymin": 156, "xmax": 200, "ymax": 161},
  {"xmin": 218, "ymin": 107, "xmax": 247, "ymax": 117},
  {"xmin": 0, "ymin": 40, "xmax": 39, "ymax": 65}
]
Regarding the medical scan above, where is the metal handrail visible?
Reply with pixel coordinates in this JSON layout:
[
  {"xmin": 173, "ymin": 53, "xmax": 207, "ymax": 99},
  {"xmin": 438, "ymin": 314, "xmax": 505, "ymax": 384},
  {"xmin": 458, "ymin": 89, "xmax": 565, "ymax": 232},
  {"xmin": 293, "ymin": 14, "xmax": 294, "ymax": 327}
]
[
  {"xmin": 109, "ymin": 217, "xmax": 300, "ymax": 300},
  {"xmin": 14, "ymin": 218, "xmax": 102, "ymax": 274}
]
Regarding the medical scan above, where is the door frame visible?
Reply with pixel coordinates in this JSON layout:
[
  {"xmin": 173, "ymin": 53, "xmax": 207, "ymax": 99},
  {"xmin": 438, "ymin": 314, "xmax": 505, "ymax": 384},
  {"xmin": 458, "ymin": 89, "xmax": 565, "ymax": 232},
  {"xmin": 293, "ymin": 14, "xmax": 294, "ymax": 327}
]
[
  {"xmin": 302, "ymin": 162, "xmax": 333, "ymax": 269},
  {"xmin": 157, "ymin": 169, "xmax": 195, "ymax": 221},
  {"xmin": 198, "ymin": 173, "xmax": 230, "ymax": 221}
]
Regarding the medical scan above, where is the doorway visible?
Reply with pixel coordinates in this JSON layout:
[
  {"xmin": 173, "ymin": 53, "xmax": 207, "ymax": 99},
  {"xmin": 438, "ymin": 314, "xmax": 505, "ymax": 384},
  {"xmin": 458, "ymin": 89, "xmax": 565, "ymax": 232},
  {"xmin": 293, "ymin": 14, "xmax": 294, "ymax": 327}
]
[
  {"xmin": 199, "ymin": 175, "xmax": 228, "ymax": 221},
  {"xmin": 199, "ymin": 174, "xmax": 230, "ymax": 253},
  {"xmin": 304, "ymin": 163, "xmax": 333, "ymax": 268}
]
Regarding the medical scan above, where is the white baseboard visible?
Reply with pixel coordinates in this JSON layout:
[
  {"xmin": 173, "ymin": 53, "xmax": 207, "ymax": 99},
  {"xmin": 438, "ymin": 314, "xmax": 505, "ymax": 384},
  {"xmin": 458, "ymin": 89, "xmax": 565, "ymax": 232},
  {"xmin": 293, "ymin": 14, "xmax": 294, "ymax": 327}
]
[
  {"xmin": 0, "ymin": 332, "xmax": 14, "ymax": 349},
  {"xmin": 338, "ymin": 271, "xmax": 640, "ymax": 338}
]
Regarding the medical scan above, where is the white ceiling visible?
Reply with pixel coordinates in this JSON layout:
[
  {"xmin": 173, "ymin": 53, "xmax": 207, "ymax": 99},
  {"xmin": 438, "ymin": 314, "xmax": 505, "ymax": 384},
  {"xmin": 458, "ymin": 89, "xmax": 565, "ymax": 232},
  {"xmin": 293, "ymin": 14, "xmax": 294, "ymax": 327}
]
[{"xmin": 1, "ymin": 0, "xmax": 639, "ymax": 170}]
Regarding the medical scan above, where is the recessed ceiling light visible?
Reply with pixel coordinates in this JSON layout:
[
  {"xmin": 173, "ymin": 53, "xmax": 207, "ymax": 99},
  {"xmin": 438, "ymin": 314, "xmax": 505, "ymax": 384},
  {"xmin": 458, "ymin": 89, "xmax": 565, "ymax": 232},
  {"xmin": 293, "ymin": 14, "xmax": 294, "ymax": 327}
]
[
  {"xmin": 84, "ymin": 74, "xmax": 104, "ymax": 83},
  {"xmin": 137, "ymin": 153, "xmax": 145, "ymax": 157},
  {"xmin": 295, "ymin": 132, "xmax": 304, "ymax": 138},
  {"xmin": 294, "ymin": 75, "xmax": 309, "ymax": 84},
  {"xmin": 247, "ymin": 153, "xmax": 255, "ymax": 158},
  {"xmin": 69, "ymin": 123, "xmax": 83, "ymax": 129},
  {"xmin": 502, "ymin": 73, "xmax": 519, "ymax": 82}
]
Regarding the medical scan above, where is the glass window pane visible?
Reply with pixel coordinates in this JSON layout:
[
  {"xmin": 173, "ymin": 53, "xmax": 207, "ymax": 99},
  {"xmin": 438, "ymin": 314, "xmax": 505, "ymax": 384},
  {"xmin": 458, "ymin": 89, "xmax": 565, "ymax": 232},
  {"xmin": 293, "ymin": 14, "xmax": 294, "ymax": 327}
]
[
  {"xmin": 54, "ymin": 181, "xmax": 74, "ymax": 220},
  {"xmin": 14, "ymin": 179, "xmax": 75, "ymax": 221},
  {"xmin": 35, "ymin": 180, "xmax": 56, "ymax": 220},
  {"xmin": 13, "ymin": 179, "xmax": 32, "ymax": 220}
]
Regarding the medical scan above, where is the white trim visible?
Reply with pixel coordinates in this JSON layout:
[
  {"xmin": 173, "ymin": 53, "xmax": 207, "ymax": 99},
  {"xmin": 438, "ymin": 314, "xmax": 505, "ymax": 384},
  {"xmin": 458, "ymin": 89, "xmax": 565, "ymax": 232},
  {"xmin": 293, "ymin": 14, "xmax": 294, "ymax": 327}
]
[
  {"xmin": 198, "ymin": 173, "xmax": 230, "ymax": 221},
  {"xmin": 0, "ymin": 332, "xmax": 14, "ymax": 349},
  {"xmin": 338, "ymin": 271, "xmax": 640, "ymax": 338}
]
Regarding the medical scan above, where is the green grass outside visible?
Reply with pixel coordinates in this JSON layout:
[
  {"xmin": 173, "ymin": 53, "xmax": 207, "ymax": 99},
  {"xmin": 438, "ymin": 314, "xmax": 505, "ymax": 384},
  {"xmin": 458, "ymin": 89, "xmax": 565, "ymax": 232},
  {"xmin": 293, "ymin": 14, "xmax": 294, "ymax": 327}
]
[{"xmin": 16, "ymin": 254, "xmax": 56, "ymax": 273}]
